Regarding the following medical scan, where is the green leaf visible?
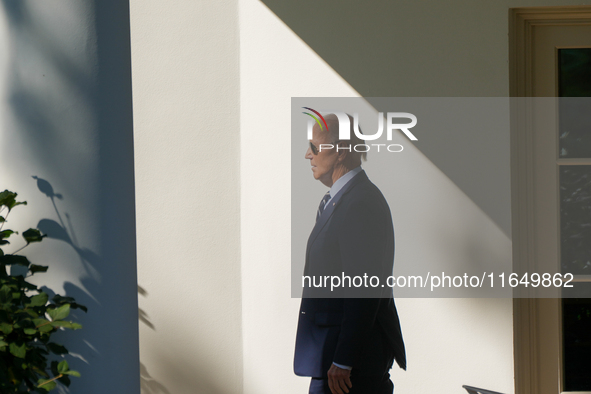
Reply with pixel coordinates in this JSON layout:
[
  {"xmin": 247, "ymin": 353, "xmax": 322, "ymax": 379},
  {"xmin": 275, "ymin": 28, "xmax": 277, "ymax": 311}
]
[
  {"xmin": 63, "ymin": 369, "xmax": 80, "ymax": 377},
  {"xmin": 0, "ymin": 190, "xmax": 16, "ymax": 205},
  {"xmin": 0, "ymin": 230, "xmax": 14, "ymax": 240},
  {"xmin": 0, "ymin": 255, "xmax": 30, "ymax": 267},
  {"xmin": 52, "ymin": 294, "xmax": 75, "ymax": 305},
  {"xmin": 0, "ymin": 286, "xmax": 11, "ymax": 303},
  {"xmin": 57, "ymin": 360, "xmax": 69, "ymax": 374},
  {"xmin": 37, "ymin": 379, "xmax": 57, "ymax": 391},
  {"xmin": 39, "ymin": 325, "xmax": 54, "ymax": 333},
  {"xmin": 48, "ymin": 304, "xmax": 69, "ymax": 321},
  {"xmin": 23, "ymin": 328, "xmax": 37, "ymax": 335},
  {"xmin": 28, "ymin": 292, "xmax": 48, "ymax": 307},
  {"xmin": 0, "ymin": 339, "xmax": 7, "ymax": 347},
  {"xmin": 33, "ymin": 318, "xmax": 49, "ymax": 326},
  {"xmin": 22, "ymin": 228, "xmax": 46, "ymax": 244},
  {"xmin": 0, "ymin": 322, "xmax": 12, "ymax": 334},
  {"xmin": 33, "ymin": 318, "xmax": 53, "ymax": 333},
  {"xmin": 29, "ymin": 264, "xmax": 48, "ymax": 274},
  {"xmin": 0, "ymin": 216, "xmax": 4, "ymax": 223},
  {"xmin": 0, "ymin": 190, "xmax": 25, "ymax": 211},
  {"xmin": 9, "ymin": 342, "xmax": 26, "ymax": 358},
  {"xmin": 47, "ymin": 343, "xmax": 68, "ymax": 355},
  {"xmin": 22, "ymin": 281, "xmax": 38, "ymax": 291},
  {"xmin": 50, "ymin": 320, "xmax": 82, "ymax": 330},
  {"xmin": 24, "ymin": 309, "xmax": 39, "ymax": 318},
  {"xmin": 0, "ymin": 191, "xmax": 26, "ymax": 212},
  {"xmin": 53, "ymin": 295, "xmax": 87, "ymax": 312}
]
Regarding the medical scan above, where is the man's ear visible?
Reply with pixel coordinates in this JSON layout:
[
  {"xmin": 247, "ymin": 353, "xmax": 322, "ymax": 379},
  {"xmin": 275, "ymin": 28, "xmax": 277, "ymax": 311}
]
[{"xmin": 336, "ymin": 141, "xmax": 350, "ymax": 162}]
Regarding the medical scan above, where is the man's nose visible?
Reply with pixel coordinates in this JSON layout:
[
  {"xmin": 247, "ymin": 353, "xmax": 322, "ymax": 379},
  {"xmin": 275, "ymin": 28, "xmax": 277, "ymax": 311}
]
[{"xmin": 305, "ymin": 146, "xmax": 313, "ymax": 159}]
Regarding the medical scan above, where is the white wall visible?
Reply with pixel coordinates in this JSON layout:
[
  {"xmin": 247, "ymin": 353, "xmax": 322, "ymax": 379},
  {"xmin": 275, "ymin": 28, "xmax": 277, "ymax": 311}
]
[
  {"xmin": 239, "ymin": 1, "xmax": 514, "ymax": 393},
  {"xmin": 0, "ymin": 0, "xmax": 139, "ymax": 392},
  {"xmin": 7, "ymin": 0, "xmax": 591, "ymax": 393},
  {"xmin": 239, "ymin": 3, "xmax": 358, "ymax": 393},
  {"xmin": 130, "ymin": 1, "xmax": 243, "ymax": 393},
  {"xmin": 238, "ymin": 1, "xmax": 580, "ymax": 394},
  {"xmin": 0, "ymin": 0, "xmax": 548, "ymax": 393}
]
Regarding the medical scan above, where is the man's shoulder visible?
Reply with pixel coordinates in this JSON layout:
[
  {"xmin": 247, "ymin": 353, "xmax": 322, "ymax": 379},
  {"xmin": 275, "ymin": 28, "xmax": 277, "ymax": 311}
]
[
  {"xmin": 342, "ymin": 174, "xmax": 387, "ymax": 205},
  {"xmin": 336, "ymin": 179, "xmax": 391, "ymax": 225}
]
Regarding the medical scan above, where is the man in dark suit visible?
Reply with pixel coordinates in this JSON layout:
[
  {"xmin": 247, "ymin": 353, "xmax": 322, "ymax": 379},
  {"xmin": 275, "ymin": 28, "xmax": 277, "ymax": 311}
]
[{"xmin": 294, "ymin": 114, "xmax": 406, "ymax": 394}]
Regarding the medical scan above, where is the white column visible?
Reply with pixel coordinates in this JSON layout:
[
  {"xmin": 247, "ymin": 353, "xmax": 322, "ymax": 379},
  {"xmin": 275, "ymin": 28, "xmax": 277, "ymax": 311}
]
[{"xmin": 130, "ymin": 0, "xmax": 243, "ymax": 393}]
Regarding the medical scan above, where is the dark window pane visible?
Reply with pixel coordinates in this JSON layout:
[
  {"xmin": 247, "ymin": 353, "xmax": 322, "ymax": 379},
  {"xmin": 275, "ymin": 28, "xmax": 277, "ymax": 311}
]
[
  {"xmin": 560, "ymin": 166, "xmax": 591, "ymax": 275},
  {"xmin": 563, "ymin": 293, "xmax": 591, "ymax": 391},
  {"xmin": 558, "ymin": 49, "xmax": 591, "ymax": 158},
  {"xmin": 559, "ymin": 48, "xmax": 591, "ymax": 97}
]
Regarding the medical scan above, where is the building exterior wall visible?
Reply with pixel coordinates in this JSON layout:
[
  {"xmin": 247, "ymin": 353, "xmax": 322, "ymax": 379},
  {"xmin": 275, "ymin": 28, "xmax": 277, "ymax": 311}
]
[
  {"xmin": 0, "ymin": 0, "xmax": 139, "ymax": 392},
  {"xmin": 238, "ymin": 1, "xmax": 514, "ymax": 392},
  {"xmin": 130, "ymin": 0, "xmax": 243, "ymax": 393},
  {"xmin": 238, "ymin": 1, "xmax": 589, "ymax": 394},
  {"xmin": 3, "ymin": 0, "xmax": 591, "ymax": 393}
]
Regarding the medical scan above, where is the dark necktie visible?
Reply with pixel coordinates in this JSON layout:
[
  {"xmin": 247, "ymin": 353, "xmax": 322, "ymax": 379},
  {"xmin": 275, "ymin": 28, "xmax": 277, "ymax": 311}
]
[{"xmin": 316, "ymin": 191, "xmax": 331, "ymax": 222}]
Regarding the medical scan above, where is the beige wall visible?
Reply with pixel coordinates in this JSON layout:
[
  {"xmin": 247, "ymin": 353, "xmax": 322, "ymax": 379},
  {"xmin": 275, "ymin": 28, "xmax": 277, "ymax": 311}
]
[
  {"xmin": 14, "ymin": 0, "xmax": 591, "ymax": 393},
  {"xmin": 131, "ymin": 1, "xmax": 591, "ymax": 394},
  {"xmin": 130, "ymin": 0, "xmax": 242, "ymax": 393},
  {"xmin": 239, "ymin": 2, "xmax": 514, "ymax": 393},
  {"xmin": 238, "ymin": 1, "xmax": 584, "ymax": 394}
]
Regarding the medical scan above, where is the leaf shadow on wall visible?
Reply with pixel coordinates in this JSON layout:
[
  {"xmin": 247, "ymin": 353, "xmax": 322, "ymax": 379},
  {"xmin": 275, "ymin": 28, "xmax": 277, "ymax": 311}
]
[
  {"xmin": 137, "ymin": 285, "xmax": 171, "ymax": 394},
  {"xmin": 28, "ymin": 177, "xmax": 99, "ymax": 393},
  {"xmin": 136, "ymin": 284, "xmax": 232, "ymax": 394},
  {"xmin": 2, "ymin": 0, "xmax": 139, "ymax": 391}
]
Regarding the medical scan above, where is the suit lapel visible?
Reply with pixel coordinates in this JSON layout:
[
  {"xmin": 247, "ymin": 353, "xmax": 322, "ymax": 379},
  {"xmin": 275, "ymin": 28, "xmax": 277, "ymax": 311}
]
[{"xmin": 305, "ymin": 171, "xmax": 369, "ymax": 257}]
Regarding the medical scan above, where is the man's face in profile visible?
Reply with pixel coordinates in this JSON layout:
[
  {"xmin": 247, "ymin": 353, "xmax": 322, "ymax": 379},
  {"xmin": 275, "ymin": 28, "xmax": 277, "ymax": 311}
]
[{"xmin": 305, "ymin": 123, "xmax": 338, "ymax": 187}]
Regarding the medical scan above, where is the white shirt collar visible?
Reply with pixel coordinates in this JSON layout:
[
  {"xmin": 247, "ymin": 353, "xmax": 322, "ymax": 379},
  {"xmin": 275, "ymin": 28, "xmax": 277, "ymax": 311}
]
[{"xmin": 328, "ymin": 166, "xmax": 363, "ymax": 202}]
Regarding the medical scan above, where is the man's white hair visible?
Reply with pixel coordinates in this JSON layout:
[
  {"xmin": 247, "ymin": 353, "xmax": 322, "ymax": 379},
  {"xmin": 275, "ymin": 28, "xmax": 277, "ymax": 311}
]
[{"xmin": 322, "ymin": 113, "xmax": 367, "ymax": 161}]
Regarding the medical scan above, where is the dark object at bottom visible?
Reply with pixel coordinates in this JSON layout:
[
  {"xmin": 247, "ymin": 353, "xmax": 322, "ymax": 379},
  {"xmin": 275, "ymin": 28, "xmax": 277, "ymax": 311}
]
[
  {"xmin": 463, "ymin": 385, "xmax": 505, "ymax": 394},
  {"xmin": 309, "ymin": 374, "xmax": 393, "ymax": 394}
]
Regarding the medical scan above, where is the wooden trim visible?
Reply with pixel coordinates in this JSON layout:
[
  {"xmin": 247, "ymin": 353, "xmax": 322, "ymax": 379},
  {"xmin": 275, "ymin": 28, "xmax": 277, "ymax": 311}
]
[
  {"xmin": 556, "ymin": 158, "xmax": 591, "ymax": 165},
  {"xmin": 509, "ymin": 7, "xmax": 591, "ymax": 97},
  {"xmin": 509, "ymin": 6, "xmax": 591, "ymax": 394},
  {"xmin": 513, "ymin": 298, "xmax": 537, "ymax": 394}
]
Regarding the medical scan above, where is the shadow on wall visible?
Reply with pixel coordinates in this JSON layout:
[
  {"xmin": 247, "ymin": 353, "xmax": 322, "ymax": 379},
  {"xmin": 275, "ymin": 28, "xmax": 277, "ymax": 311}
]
[
  {"xmin": 137, "ymin": 285, "xmax": 170, "ymax": 394},
  {"xmin": 137, "ymin": 285, "xmax": 232, "ymax": 394},
  {"xmin": 1, "ymin": 0, "xmax": 139, "ymax": 391},
  {"xmin": 26, "ymin": 177, "xmax": 100, "ymax": 392},
  {"xmin": 140, "ymin": 362, "xmax": 171, "ymax": 394},
  {"xmin": 138, "ymin": 285, "xmax": 155, "ymax": 331},
  {"xmin": 261, "ymin": 0, "xmax": 512, "ymax": 237},
  {"xmin": 143, "ymin": 348, "xmax": 237, "ymax": 394},
  {"xmin": 261, "ymin": 1, "xmax": 507, "ymax": 97},
  {"xmin": 32, "ymin": 176, "xmax": 101, "ymax": 285}
]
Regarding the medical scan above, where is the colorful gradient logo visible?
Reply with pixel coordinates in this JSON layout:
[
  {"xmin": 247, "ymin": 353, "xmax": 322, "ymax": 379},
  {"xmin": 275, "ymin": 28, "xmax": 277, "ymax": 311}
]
[
  {"xmin": 302, "ymin": 108, "xmax": 418, "ymax": 153},
  {"xmin": 301, "ymin": 107, "xmax": 328, "ymax": 132}
]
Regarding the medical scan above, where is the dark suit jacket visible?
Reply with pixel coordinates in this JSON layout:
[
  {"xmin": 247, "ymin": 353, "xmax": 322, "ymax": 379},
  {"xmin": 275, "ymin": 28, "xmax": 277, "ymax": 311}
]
[{"xmin": 294, "ymin": 170, "xmax": 406, "ymax": 378}]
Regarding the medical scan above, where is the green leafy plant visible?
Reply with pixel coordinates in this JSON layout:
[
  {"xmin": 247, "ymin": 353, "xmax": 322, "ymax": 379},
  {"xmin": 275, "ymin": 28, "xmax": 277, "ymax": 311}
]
[{"xmin": 0, "ymin": 190, "xmax": 86, "ymax": 393}]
